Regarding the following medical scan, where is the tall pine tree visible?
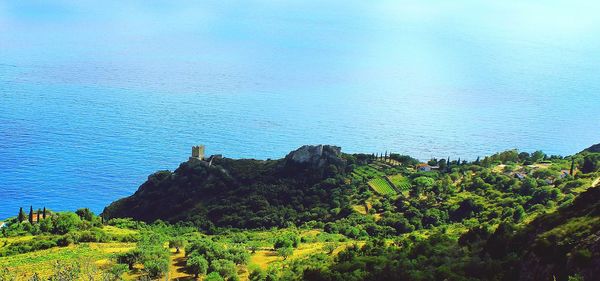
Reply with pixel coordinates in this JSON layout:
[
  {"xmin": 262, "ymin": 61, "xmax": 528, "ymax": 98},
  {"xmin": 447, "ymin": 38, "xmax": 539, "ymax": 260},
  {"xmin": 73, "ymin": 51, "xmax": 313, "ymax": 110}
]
[
  {"xmin": 28, "ymin": 206, "xmax": 34, "ymax": 224},
  {"xmin": 570, "ymin": 159, "xmax": 575, "ymax": 176},
  {"xmin": 43, "ymin": 207, "xmax": 47, "ymax": 220},
  {"xmin": 18, "ymin": 207, "xmax": 26, "ymax": 223}
]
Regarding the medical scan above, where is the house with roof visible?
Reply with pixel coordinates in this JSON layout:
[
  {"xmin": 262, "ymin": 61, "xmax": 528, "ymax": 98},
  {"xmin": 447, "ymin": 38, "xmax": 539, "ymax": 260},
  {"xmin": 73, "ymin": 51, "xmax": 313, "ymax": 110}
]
[
  {"xmin": 416, "ymin": 163, "xmax": 439, "ymax": 172},
  {"xmin": 559, "ymin": 169, "xmax": 576, "ymax": 178}
]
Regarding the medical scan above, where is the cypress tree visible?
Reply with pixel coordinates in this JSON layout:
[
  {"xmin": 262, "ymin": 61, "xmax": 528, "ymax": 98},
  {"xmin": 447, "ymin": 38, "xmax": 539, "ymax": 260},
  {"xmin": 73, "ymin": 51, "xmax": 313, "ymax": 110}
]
[
  {"xmin": 37, "ymin": 209, "xmax": 41, "ymax": 222},
  {"xmin": 570, "ymin": 159, "xmax": 575, "ymax": 176},
  {"xmin": 457, "ymin": 158, "xmax": 461, "ymax": 166},
  {"xmin": 475, "ymin": 156, "xmax": 480, "ymax": 164},
  {"xmin": 18, "ymin": 207, "xmax": 26, "ymax": 223},
  {"xmin": 28, "ymin": 206, "xmax": 34, "ymax": 224},
  {"xmin": 447, "ymin": 157, "xmax": 451, "ymax": 172},
  {"xmin": 43, "ymin": 207, "xmax": 47, "ymax": 220}
]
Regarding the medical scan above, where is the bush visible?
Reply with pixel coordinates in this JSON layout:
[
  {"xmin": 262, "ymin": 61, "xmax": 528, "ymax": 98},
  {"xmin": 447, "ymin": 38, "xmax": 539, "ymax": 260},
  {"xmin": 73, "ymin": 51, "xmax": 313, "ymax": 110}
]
[
  {"xmin": 52, "ymin": 213, "xmax": 82, "ymax": 235},
  {"xmin": 209, "ymin": 259, "xmax": 238, "ymax": 279},
  {"xmin": 205, "ymin": 272, "xmax": 224, "ymax": 281},
  {"xmin": 273, "ymin": 233, "xmax": 300, "ymax": 249},
  {"xmin": 143, "ymin": 258, "xmax": 169, "ymax": 279},
  {"xmin": 187, "ymin": 254, "xmax": 209, "ymax": 278}
]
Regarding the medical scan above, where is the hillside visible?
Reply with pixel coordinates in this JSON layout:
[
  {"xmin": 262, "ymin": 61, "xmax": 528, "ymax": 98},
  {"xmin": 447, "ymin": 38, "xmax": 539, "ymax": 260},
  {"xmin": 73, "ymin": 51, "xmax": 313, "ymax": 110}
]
[
  {"xmin": 583, "ymin": 143, "xmax": 600, "ymax": 153},
  {"xmin": 514, "ymin": 185, "xmax": 600, "ymax": 281},
  {"xmin": 103, "ymin": 145, "xmax": 352, "ymax": 229},
  {"xmin": 2, "ymin": 144, "xmax": 600, "ymax": 280}
]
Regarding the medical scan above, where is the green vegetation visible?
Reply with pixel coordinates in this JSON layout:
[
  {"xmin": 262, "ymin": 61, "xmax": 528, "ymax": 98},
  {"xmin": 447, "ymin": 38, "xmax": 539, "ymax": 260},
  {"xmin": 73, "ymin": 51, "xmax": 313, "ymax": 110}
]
[
  {"xmin": 2, "ymin": 144, "xmax": 600, "ymax": 280},
  {"xmin": 367, "ymin": 177, "xmax": 396, "ymax": 195}
]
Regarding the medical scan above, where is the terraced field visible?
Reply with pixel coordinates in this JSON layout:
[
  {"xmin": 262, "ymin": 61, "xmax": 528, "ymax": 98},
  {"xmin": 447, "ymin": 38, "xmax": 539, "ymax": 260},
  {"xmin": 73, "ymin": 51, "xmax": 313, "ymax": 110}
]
[
  {"xmin": 351, "ymin": 165, "xmax": 384, "ymax": 180},
  {"xmin": 387, "ymin": 174, "xmax": 411, "ymax": 190},
  {"xmin": 368, "ymin": 177, "xmax": 397, "ymax": 195}
]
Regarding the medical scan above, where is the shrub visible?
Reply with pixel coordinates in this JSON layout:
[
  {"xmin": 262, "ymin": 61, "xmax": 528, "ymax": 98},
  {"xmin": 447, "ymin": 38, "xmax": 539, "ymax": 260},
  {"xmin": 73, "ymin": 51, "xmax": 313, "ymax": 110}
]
[{"xmin": 187, "ymin": 254, "xmax": 209, "ymax": 278}]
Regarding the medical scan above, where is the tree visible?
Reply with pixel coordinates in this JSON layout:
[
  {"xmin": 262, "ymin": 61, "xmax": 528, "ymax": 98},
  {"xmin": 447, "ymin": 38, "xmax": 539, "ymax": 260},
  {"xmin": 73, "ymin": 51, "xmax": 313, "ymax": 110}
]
[
  {"xmin": 513, "ymin": 205, "xmax": 525, "ymax": 222},
  {"xmin": 75, "ymin": 208, "xmax": 94, "ymax": 221},
  {"xmin": 28, "ymin": 206, "xmax": 34, "ymax": 224},
  {"xmin": 168, "ymin": 237, "xmax": 186, "ymax": 253},
  {"xmin": 248, "ymin": 243, "xmax": 259, "ymax": 254},
  {"xmin": 531, "ymin": 150, "xmax": 546, "ymax": 162},
  {"xmin": 205, "ymin": 272, "xmax": 224, "ymax": 281},
  {"xmin": 43, "ymin": 207, "xmax": 47, "ymax": 220},
  {"xmin": 53, "ymin": 213, "xmax": 82, "ymax": 234},
  {"xmin": 277, "ymin": 247, "xmax": 293, "ymax": 261},
  {"xmin": 438, "ymin": 159, "xmax": 447, "ymax": 172},
  {"xmin": 451, "ymin": 198, "xmax": 483, "ymax": 221},
  {"xmin": 116, "ymin": 250, "xmax": 142, "ymax": 270},
  {"xmin": 186, "ymin": 254, "xmax": 208, "ymax": 278},
  {"xmin": 143, "ymin": 258, "xmax": 169, "ymax": 279},
  {"xmin": 209, "ymin": 259, "xmax": 237, "ymax": 279},
  {"xmin": 570, "ymin": 158, "xmax": 575, "ymax": 175},
  {"xmin": 273, "ymin": 233, "xmax": 299, "ymax": 249},
  {"xmin": 18, "ymin": 207, "xmax": 26, "ymax": 223}
]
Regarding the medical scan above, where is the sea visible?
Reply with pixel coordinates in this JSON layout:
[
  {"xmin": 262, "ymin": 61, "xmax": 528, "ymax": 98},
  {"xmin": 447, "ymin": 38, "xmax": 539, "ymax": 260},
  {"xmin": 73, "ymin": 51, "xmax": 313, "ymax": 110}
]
[{"xmin": 1, "ymin": 0, "xmax": 599, "ymax": 219}]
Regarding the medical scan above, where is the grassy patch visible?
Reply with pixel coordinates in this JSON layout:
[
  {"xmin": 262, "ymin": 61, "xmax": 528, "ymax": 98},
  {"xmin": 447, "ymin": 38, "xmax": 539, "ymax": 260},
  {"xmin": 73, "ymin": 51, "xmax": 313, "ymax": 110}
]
[{"xmin": 0, "ymin": 242, "xmax": 134, "ymax": 280}]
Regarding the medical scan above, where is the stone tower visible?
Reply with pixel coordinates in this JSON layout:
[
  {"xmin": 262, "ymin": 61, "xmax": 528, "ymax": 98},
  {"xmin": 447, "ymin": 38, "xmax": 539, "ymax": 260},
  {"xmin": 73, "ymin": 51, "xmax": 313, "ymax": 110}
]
[{"xmin": 190, "ymin": 145, "xmax": 205, "ymax": 161}]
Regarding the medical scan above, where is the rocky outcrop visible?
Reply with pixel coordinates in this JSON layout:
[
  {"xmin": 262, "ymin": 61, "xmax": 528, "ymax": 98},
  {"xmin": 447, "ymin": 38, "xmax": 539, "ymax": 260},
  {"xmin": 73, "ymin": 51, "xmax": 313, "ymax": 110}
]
[
  {"xmin": 285, "ymin": 145, "xmax": 344, "ymax": 168},
  {"xmin": 281, "ymin": 145, "xmax": 347, "ymax": 180}
]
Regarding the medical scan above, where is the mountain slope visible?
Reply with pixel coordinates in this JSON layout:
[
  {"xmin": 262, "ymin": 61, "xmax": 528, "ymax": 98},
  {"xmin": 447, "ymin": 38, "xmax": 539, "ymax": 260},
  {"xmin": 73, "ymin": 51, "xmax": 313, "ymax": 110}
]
[
  {"xmin": 513, "ymin": 184, "xmax": 600, "ymax": 281},
  {"xmin": 102, "ymin": 145, "xmax": 351, "ymax": 229}
]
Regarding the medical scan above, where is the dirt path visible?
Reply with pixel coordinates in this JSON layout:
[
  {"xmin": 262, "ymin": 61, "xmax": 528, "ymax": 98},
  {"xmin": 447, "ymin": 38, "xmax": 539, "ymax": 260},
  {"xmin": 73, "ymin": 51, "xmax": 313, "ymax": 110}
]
[{"xmin": 169, "ymin": 250, "xmax": 194, "ymax": 281}]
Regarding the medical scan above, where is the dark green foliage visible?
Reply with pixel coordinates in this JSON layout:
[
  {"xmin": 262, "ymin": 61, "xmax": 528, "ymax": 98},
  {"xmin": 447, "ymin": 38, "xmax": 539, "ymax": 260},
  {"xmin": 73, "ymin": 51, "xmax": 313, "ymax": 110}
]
[
  {"xmin": 581, "ymin": 153, "xmax": 600, "ymax": 173},
  {"xmin": 75, "ymin": 208, "xmax": 94, "ymax": 221},
  {"xmin": 28, "ymin": 206, "xmax": 34, "ymax": 224},
  {"xmin": 103, "ymin": 148, "xmax": 353, "ymax": 229},
  {"xmin": 17, "ymin": 207, "xmax": 26, "ymax": 223},
  {"xmin": 451, "ymin": 199, "xmax": 483, "ymax": 221}
]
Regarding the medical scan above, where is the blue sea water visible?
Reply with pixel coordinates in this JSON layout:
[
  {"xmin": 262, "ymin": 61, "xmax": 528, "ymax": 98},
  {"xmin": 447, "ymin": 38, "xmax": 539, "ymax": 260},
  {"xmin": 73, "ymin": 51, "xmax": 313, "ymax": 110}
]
[{"xmin": 1, "ymin": 0, "xmax": 600, "ymax": 219}]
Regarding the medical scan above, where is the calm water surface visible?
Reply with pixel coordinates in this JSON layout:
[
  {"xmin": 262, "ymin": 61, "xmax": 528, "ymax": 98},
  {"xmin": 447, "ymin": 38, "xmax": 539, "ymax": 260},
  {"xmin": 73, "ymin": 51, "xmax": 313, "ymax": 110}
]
[{"xmin": 1, "ymin": 0, "xmax": 600, "ymax": 218}]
